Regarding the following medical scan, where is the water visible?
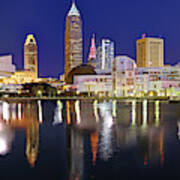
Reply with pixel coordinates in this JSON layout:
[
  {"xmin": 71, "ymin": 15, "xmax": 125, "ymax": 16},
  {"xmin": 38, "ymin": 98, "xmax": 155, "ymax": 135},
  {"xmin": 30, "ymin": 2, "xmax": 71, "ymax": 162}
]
[{"xmin": 0, "ymin": 99, "xmax": 179, "ymax": 179}]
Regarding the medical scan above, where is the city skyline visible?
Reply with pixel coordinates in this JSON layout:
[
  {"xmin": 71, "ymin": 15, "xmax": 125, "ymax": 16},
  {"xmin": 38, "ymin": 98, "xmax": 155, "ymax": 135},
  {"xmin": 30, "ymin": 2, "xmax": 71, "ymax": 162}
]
[{"xmin": 0, "ymin": 0, "xmax": 180, "ymax": 77}]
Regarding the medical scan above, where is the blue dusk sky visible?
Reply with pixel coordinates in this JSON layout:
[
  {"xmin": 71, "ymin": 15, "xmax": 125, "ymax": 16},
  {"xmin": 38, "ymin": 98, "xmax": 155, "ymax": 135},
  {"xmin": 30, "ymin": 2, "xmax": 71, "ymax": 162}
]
[{"xmin": 0, "ymin": 0, "xmax": 180, "ymax": 77}]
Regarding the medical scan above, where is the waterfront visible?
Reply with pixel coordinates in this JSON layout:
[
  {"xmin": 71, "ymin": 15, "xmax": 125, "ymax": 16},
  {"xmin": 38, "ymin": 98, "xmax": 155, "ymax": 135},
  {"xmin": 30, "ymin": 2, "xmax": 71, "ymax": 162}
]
[{"xmin": 0, "ymin": 100, "xmax": 179, "ymax": 179}]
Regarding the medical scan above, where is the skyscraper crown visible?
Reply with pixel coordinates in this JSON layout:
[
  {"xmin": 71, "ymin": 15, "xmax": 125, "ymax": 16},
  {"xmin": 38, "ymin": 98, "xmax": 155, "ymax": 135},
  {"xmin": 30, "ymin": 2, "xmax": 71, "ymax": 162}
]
[
  {"xmin": 68, "ymin": 2, "xmax": 80, "ymax": 17},
  {"xmin": 25, "ymin": 34, "xmax": 36, "ymax": 45},
  {"xmin": 88, "ymin": 34, "xmax": 96, "ymax": 60}
]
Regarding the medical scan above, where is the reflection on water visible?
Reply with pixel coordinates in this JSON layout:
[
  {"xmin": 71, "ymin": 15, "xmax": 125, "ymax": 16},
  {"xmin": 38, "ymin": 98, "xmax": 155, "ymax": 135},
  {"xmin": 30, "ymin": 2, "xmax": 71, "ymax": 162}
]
[
  {"xmin": 53, "ymin": 100, "xmax": 63, "ymax": 125},
  {"xmin": 99, "ymin": 101, "xmax": 113, "ymax": 161},
  {"xmin": 0, "ymin": 99, "xmax": 179, "ymax": 179},
  {"xmin": 0, "ymin": 121, "xmax": 14, "ymax": 155}
]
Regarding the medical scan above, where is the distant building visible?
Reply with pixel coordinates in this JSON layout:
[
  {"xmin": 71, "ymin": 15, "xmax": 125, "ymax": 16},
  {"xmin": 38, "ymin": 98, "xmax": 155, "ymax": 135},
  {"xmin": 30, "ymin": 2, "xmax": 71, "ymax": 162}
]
[
  {"xmin": 59, "ymin": 74, "xmax": 65, "ymax": 82},
  {"xmin": 24, "ymin": 34, "xmax": 38, "ymax": 78},
  {"xmin": 96, "ymin": 39, "xmax": 114, "ymax": 71},
  {"xmin": 136, "ymin": 34, "xmax": 164, "ymax": 68},
  {"xmin": 65, "ymin": 2, "xmax": 83, "ymax": 81},
  {"xmin": 11, "ymin": 70, "xmax": 36, "ymax": 84},
  {"xmin": 135, "ymin": 66, "xmax": 180, "ymax": 97},
  {"xmin": 88, "ymin": 34, "xmax": 96, "ymax": 67},
  {"xmin": 74, "ymin": 75, "xmax": 112, "ymax": 96},
  {"xmin": 0, "ymin": 55, "xmax": 16, "ymax": 78},
  {"xmin": 112, "ymin": 56, "xmax": 136, "ymax": 96}
]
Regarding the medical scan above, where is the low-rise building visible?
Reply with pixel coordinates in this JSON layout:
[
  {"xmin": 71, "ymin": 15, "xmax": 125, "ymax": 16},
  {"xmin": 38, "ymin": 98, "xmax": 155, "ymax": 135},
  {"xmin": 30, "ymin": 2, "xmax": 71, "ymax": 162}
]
[
  {"xmin": 74, "ymin": 75, "xmax": 112, "ymax": 96},
  {"xmin": 135, "ymin": 67, "xmax": 180, "ymax": 97},
  {"xmin": 3, "ymin": 70, "xmax": 36, "ymax": 84}
]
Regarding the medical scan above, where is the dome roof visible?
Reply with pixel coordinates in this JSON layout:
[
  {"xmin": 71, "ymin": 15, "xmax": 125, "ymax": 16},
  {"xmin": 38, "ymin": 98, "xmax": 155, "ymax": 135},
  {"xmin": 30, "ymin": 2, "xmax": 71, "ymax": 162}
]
[{"xmin": 66, "ymin": 64, "xmax": 97, "ymax": 84}]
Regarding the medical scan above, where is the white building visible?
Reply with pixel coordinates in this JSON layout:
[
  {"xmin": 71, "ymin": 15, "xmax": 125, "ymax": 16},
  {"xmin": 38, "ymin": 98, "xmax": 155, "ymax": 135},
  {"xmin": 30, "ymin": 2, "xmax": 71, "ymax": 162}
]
[
  {"xmin": 0, "ymin": 55, "xmax": 16, "ymax": 78},
  {"xmin": 96, "ymin": 39, "xmax": 114, "ymax": 71},
  {"xmin": 135, "ymin": 66, "xmax": 180, "ymax": 97},
  {"xmin": 112, "ymin": 56, "xmax": 136, "ymax": 96},
  {"xmin": 74, "ymin": 75, "xmax": 112, "ymax": 96}
]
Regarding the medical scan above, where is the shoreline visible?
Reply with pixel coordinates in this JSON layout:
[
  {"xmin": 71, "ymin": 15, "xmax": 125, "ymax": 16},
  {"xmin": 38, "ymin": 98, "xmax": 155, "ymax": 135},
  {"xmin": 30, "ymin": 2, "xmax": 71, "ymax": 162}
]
[{"xmin": 0, "ymin": 96, "xmax": 178, "ymax": 102}]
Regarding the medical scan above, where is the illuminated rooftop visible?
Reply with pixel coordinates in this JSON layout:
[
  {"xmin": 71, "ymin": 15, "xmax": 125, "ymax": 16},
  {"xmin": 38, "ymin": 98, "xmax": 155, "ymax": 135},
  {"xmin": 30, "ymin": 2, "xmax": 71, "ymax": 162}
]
[
  {"xmin": 68, "ymin": 2, "xmax": 80, "ymax": 17},
  {"xmin": 25, "ymin": 34, "xmax": 36, "ymax": 45}
]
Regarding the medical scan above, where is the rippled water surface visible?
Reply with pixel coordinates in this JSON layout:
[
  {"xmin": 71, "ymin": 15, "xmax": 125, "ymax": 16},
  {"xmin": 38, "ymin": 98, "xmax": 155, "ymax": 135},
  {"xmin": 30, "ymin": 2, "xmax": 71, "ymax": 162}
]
[{"xmin": 0, "ymin": 100, "xmax": 180, "ymax": 179}]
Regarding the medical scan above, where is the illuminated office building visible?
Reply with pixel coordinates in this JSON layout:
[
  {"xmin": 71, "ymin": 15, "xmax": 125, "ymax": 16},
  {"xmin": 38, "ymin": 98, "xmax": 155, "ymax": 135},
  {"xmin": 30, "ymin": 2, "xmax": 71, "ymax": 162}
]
[
  {"xmin": 65, "ymin": 1, "xmax": 83, "ymax": 81},
  {"xmin": 96, "ymin": 39, "xmax": 114, "ymax": 70},
  {"xmin": 136, "ymin": 34, "xmax": 164, "ymax": 68},
  {"xmin": 24, "ymin": 34, "xmax": 38, "ymax": 78}
]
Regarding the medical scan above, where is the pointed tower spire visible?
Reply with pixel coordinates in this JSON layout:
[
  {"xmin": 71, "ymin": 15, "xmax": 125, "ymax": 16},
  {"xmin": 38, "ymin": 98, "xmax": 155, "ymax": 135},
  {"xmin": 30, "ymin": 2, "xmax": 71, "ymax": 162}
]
[
  {"xmin": 68, "ymin": 0, "xmax": 80, "ymax": 17},
  {"xmin": 88, "ymin": 33, "xmax": 96, "ymax": 61}
]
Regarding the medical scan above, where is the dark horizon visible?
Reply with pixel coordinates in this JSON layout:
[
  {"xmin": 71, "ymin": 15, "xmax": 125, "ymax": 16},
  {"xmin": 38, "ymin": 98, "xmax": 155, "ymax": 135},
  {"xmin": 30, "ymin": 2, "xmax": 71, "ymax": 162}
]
[{"xmin": 0, "ymin": 0, "xmax": 180, "ymax": 78}]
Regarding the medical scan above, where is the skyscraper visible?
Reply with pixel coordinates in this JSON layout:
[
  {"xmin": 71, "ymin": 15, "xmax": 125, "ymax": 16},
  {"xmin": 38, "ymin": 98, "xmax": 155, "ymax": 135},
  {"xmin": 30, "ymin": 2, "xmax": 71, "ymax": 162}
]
[
  {"xmin": 24, "ymin": 34, "xmax": 38, "ymax": 78},
  {"xmin": 88, "ymin": 34, "xmax": 96, "ymax": 67},
  {"xmin": 96, "ymin": 39, "xmax": 114, "ymax": 70},
  {"xmin": 65, "ymin": 1, "xmax": 83, "ymax": 81},
  {"xmin": 88, "ymin": 34, "xmax": 96, "ymax": 61},
  {"xmin": 136, "ymin": 34, "xmax": 164, "ymax": 68}
]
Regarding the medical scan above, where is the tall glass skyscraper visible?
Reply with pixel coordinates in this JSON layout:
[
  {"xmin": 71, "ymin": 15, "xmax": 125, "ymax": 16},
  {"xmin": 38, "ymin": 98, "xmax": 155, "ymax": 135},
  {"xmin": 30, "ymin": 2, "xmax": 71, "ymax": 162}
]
[
  {"xmin": 24, "ymin": 34, "xmax": 38, "ymax": 78},
  {"xmin": 65, "ymin": 2, "xmax": 83, "ymax": 81},
  {"xmin": 96, "ymin": 39, "xmax": 114, "ymax": 71}
]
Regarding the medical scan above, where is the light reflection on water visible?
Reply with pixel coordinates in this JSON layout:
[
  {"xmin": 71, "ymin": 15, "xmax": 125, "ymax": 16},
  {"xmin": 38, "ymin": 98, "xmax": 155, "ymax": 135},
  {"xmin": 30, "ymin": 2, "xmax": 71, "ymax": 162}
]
[
  {"xmin": 0, "ymin": 100, "xmax": 179, "ymax": 179},
  {"xmin": 99, "ymin": 101, "xmax": 113, "ymax": 161}
]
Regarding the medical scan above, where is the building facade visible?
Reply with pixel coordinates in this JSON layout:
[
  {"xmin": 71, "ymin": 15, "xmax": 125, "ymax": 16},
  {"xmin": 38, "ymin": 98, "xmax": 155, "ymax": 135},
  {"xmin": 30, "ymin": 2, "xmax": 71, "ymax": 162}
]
[
  {"xmin": 96, "ymin": 39, "xmax": 114, "ymax": 71},
  {"xmin": 74, "ymin": 75, "xmax": 112, "ymax": 96},
  {"xmin": 0, "ymin": 55, "xmax": 16, "ymax": 79},
  {"xmin": 65, "ymin": 2, "xmax": 83, "ymax": 81},
  {"xmin": 136, "ymin": 35, "xmax": 164, "ymax": 68},
  {"xmin": 135, "ymin": 66, "xmax": 180, "ymax": 97},
  {"xmin": 24, "ymin": 34, "xmax": 38, "ymax": 78},
  {"xmin": 112, "ymin": 56, "xmax": 136, "ymax": 97}
]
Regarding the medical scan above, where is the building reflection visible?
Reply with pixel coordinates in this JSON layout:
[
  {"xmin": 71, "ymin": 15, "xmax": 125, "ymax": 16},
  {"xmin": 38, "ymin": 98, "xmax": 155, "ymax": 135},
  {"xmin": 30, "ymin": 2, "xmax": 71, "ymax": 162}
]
[
  {"xmin": 113, "ymin": 100, "xmax": 165, "ymax": 166},
  {"xmin": 0, "ymin": 99, "xmax": 170, "ymax": 175},
  {"xmin": 98, "ymin": 101, "xmax": 113, "ymax": 161},
  {"xmin": 0, "ymin": 121, "xmax": 14, "ymax": 155},
  {"xmin": 65, "ymin": 99, "xmax": 166, "ymax": 178},
  {"xmin": 23, "ymin": 102, "xmax": 39, "ymax": 168},
  {"xmin": 0, "ymin": 101, "xmax": 39, "ymax": 167},
  {"xmin": 53, "ymin": 100, "xmax": 63, "ymax": 125},
  {"xmin": 90, "ymin": 132, "xmax": 99, "ymax": 166},
  {"xmin": 66, "ymin": 100, "xmax": 101, "ymax": 179},
  {"xmin": 67, "ymin": 100, "xmax": 99, "ymax": 130},
  {"xmin": 67, "ymin": 127, "xmax": 84, "ymax": 180}
]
